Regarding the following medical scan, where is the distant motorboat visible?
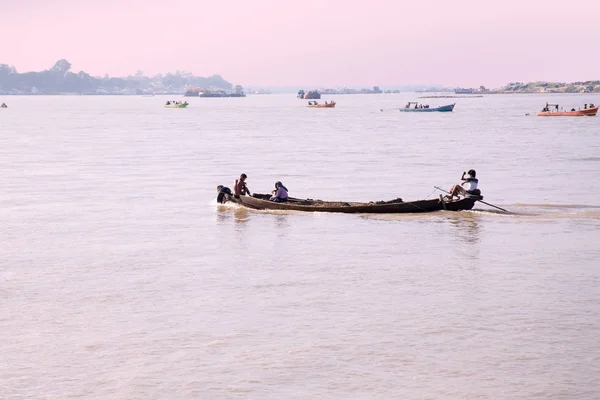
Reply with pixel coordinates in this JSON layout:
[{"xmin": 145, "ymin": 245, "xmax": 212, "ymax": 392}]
[
  {"xmin": 396, "ymin": 102, "xmax": 455, "ymax": 112},
  {"xmin": 307, "ymin": 101, "xmax": 336, "ymax": 108},
  {"xmin": 164, "ymin": 101, "xmax": 189, "ymax": 108},
  {"xmin": 537, "ymin": 103, "xmax": 598, "ymax": 116}
]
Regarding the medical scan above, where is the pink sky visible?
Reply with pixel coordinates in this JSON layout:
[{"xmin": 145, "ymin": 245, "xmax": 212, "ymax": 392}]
[{"xmin": 2, "ymin": 0, "xmax": 599, "ymax": 87}]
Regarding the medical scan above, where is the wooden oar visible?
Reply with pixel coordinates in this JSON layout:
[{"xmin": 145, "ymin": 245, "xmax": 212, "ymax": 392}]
[{"xmin": 433, "ymin": 186, "xmax": 509, "ymax": 213}]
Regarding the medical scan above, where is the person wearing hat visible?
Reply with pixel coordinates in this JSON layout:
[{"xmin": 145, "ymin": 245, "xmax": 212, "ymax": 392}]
[{"xmin": 269, "ymin": 181, "xmax": 289, "ymax": 202}]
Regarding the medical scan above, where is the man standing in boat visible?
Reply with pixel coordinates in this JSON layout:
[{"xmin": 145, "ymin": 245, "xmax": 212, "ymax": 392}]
[
  {"xmin": 447, "ymin": 169, "xmax": 479, "ymax": 199},
  {"xmin": 234, "ymin": 173, "xmax": 251, "ymax": 196}
]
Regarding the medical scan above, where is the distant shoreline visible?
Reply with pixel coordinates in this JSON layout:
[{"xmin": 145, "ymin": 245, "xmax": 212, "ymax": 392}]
[
  {"xmin": 419, "ymin": 95, "xmax": 484, "ymax": 98},
  {"xmin": 2, "ymin": 92, "xmax": 599, "ymax": 97}
]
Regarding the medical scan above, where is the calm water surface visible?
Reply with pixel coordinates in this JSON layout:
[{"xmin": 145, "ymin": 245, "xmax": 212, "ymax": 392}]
[{"xmin": 1, "ymin": 94, "xmax": 599, "ymax": 399}]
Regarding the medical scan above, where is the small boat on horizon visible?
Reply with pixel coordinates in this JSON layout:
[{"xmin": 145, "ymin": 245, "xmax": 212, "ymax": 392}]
[
  {"xmin": 224, "ymin": 192, "xmax": 479, "ymax": 214},
  {"xmin": 306, "ymin": 100, "xmax": 336, "ymax": 108},
  {"xmin": 164, "ymin": 101, "xmax": 189, "ymax": 108},
  {"xmin": 537, "ymin": 103, "xmax": 598, "ymax": 116},
  {"xmin": 396, "ymin": 102, "xmax": 455, "ymax": 112}
]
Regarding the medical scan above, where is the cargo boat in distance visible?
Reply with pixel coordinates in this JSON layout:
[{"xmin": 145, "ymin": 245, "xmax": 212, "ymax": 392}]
[
  {"xmin": 224, "ymin": 193, "xmax": 478, "ymax": 214},
  {"xmin": 297, "ymin": 89, "xmax": 321, "ymax": 99}
]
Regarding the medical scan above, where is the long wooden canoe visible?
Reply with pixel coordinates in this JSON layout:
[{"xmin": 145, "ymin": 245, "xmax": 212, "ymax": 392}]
[{"xmin": 224, "ymin": 193, "xmax": 477, "ymax": 214}]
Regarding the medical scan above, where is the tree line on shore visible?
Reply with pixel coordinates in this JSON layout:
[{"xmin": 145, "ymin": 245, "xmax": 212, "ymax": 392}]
[{"xmin": 0, "ymin": 59, "xmax": 232, "ymax": 94}]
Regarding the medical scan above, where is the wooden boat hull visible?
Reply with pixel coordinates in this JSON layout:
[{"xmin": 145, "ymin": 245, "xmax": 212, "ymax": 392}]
[
  {"xmin": 537, "ymin": 106, "xmax": 598, "ymax": 116},
  {"xmin": 398, "ymin": 103, "xmax": 455, "ymax": 112},
  {"xmin": 224, "ymin": 193, "xmax": 476, "ymax": 214},
  {"xmin": 307, "ymin": 103, "xmax": 336, "ymax": 108}
]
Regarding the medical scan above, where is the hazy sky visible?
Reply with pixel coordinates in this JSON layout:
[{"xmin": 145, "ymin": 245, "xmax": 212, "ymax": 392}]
[{"xmin": 2, "ymin": 0, "xmax": 598, "ymax": 87}]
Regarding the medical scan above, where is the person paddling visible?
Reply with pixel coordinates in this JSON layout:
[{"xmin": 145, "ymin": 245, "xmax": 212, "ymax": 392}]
[
  {"xmin": 216, "ymin": 185, "xmax": 233, "ymax": 203},
  {"xmin": 447, "ymin": 169, "xmax": 479, "ymax": 199},
  {"xmin": 234, "ymin": 173, "xmax": 251, "ymax": 196}
]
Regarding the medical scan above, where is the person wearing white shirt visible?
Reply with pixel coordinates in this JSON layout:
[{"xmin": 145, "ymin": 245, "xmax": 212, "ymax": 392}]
[{"xmin": 448, "ymin": 169, "xmax": 479, "ymax": 199}]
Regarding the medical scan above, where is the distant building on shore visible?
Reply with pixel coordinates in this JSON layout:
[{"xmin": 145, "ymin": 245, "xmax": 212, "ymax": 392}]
[{"xmin": 319, "ymin": 86, "xmax": 383, "ymax": 95}]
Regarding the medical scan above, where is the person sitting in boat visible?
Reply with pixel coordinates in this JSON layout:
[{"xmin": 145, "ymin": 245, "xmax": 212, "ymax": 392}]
[
  {"xmin": 166, "ymin": 101, "xmax": 171, "ymax": 105},
  {"xmin": 590, "ymin": 103, "xmax": 595, "ymax": 108},
  {"xmin": 1, "ymin": 103, "xmax": 7, "ymax": 108},
  {"xmin": 447, "ymin": 170, "xmax": 479, "ymax": 199},
  {"xmin": 571, "ymin": 108, "xmax": 576, "ymax": 112},
  {"xmin": 234, "ymin": 173, "xmax": 251, "ymax": 196},
  {"xmin": 269, "ymin": 181, "xmax": 289, "ymax": 202},
  {"xmin": 216, "ymin": 185, "xmax": 233, "ymax": 204}
]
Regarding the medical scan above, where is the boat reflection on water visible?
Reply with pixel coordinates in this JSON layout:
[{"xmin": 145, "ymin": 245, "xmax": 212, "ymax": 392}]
[
  {"xmin": 274, "ymin": 214, "xmax": 290, "ymax": 233},
  {"xmin": 447, "ymin": 212, "xmax": 482, "ymax": 246}
]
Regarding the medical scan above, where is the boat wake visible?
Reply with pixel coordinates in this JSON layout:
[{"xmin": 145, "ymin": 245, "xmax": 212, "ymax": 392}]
[
  {"xmin": 501, "ymin": 203, "xmax": 600, "ymax": 220},
  {"xmin": 512, "ymin": 203, "xmax": 600, "ymax": 210},
  {"xmin": 214, "ymin": 200, "xmax": 600, "ymax": 221}
]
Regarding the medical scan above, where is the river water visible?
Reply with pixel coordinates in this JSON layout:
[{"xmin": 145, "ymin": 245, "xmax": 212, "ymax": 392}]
[{"xmin": 1, "ymin": 94, "xmax": 599, "ymax": 399}]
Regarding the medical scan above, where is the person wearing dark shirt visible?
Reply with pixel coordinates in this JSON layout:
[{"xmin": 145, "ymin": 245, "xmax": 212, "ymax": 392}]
[{"xmin": 216, "ymin": 185, "xmax": 233, "ymax": 203}]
